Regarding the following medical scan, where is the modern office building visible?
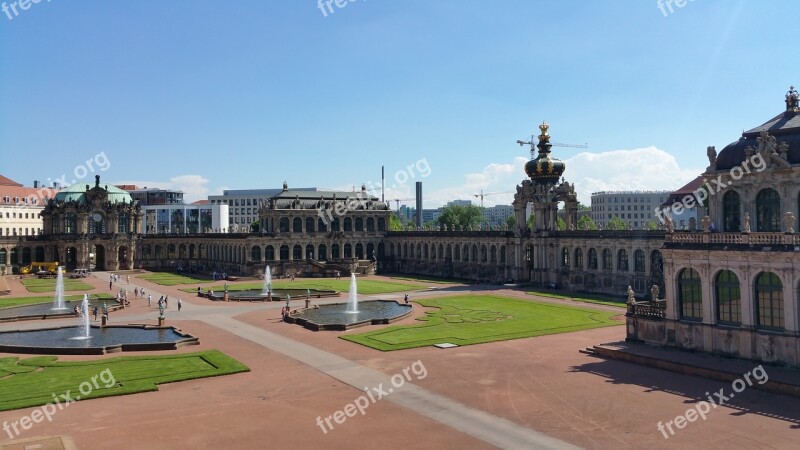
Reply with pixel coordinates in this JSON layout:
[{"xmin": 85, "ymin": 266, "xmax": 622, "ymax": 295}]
[
  {"xmin": 208, "ymin": 187, "xmax": 317, "ymax": 228},
  {"xmin": 590, "ymin": 190, "xmax": 670, "ymax": 229}
]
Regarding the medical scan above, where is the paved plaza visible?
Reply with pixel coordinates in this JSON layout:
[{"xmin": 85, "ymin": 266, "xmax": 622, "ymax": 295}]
[{"xmin": 0, "ymin": 273, "xmax": 798, "ymax": 449}]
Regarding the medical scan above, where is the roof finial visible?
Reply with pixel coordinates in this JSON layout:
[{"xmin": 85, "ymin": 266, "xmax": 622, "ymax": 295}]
[
  {"xmin": 538, "ymin": 122, "xmax": 551, "ymax": 144},
  {"xmin": 786, "ymin": 85, "xmax": 799, "ymax": 113},
  {"xmin": 282, "ymin": 181, "xmax": 288, "ymax": 191},
  {"xmin": 95, "ymin": 175, "xmax": 100, "ymax": 188}
]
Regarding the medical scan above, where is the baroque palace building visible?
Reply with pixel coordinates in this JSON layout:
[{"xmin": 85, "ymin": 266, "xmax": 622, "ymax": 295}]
[{"xmin": 628, "ymin": 86, "xmax": 800, "ymax": 367}]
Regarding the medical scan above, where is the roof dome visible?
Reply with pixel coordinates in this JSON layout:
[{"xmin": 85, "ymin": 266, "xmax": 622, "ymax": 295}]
[
  {"xmin": 524, "ymin": 122, "xmax": 566, "ymax": 185},
  {"xmin": 715, "ymin": 86, "xmax": 800, "ymax": 170},
  {"xmin": 53, "ymin": 175, "xmax": 133, "ymax": 205}
]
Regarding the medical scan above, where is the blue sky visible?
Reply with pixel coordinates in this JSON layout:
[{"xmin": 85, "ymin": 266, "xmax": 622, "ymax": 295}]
[{"xmin": 2, "ymin": 0, "xmax": 799, "ymax": 206}]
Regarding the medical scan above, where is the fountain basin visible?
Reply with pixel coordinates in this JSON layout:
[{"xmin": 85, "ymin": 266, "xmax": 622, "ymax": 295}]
[
  {"xmin": 286, "ymin": 300, "xmax": 412, "ymax": 331},
  {"xmin": 203, "ymin": 289, "xmax": 339, "ymax": 302},
  {"xmin": 0, "ymin": 325, "xmax": 199, "ymax": 355},
  {"xmin": 0, "ymin": 300, "xmax": 123, "ymax": 323}
]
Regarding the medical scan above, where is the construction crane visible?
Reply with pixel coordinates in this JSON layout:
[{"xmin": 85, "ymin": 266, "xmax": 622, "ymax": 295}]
[
  {"xmin": 517, "ymin": 135, "xmax": 588, "ymax": 158},
  {"xmin": 392, "ymin": 198, "xmax": 415, "ymax": 216},
  {"xmin": 474, "ymin": 190, "xmax": 513, "ymax": 207}
]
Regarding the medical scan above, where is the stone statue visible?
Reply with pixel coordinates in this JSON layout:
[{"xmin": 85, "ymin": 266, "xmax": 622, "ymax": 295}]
[
  {"xmin": 706, "ymin": 146, "xmax": 717, "ymax": 170},
  {"xmin": 701, "ymin": 215, "xmax": 711, "ymax": 232},
  {"xmin": 663, "ymin": 212, "xmax": 674, "ymax": 233},
  {"xmin": 743, "ymin": 212, "xmax": 751, "ymax": 233},
  {"xmin": 627, "ymin": 286, "xmax": 636, "ymax": 305},
  {"xmin": 651, "ymin": 284, "xmax": 660, "ymax": 301},
  {"xmin": 786, "ymin": 85, "xmax": 799, "ymax": 112},
  {"xmin": 784, "ymin": 212, "xmax": 795, "ymax": 233},
  {"xmin": 778, "ymin": 141, "xmax": 790, "ymax": 161}
]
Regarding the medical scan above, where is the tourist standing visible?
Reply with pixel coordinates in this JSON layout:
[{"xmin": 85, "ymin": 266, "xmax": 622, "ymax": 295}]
[
  {"xmin": 147, "ymin": 294, "xmax": 152, "ymax": 307},
  {"xmin": 93, "ymin": 306, "xmax": 98, "ymax": 321},
  {"xmin": 177, "ymin": 298, "xmax": 182, "ymax": 311},
  {"xmin": 164, "ymin": 296, "xmax": 169, "ymax": 308},
  {"xmin": 404, "ymin": 294, "xmax": 409, "ymax": 304}
]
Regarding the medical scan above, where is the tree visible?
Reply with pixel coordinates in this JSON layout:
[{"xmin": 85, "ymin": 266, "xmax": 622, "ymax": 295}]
[
  {"xmin": 389, "ymin": 214, "xmax": 404, "ymax": 231},
  {"xmin": 437, "ymin": 204, "xmax": 485, "ymax": 230},
  {"xmin": 555, "ymin": 217, "xmax": 566, "ymax": 230},
  {"xmin": 607, "ymin": 216, "xmax": 627, "ymax": 230},
  {"xmin": 526, "ymin": 212, "xmax": 536, "ymax": 230},
  {"xmin": 250, "ymin": 220, "xmax": 260, "ymax": 232},
  {"xmin": 577, "ymin": 202, "xmax": 591, "ymax": 211},
  {"xmin": 505, "ymin": 215, "xmax": 516, "ymax": 229},
  {"xmin": 578, "ymin": 215, "xmax": 597, "ymax": 230},
  {"xmin": 646, "ymin": 221, "xmax": 659, "ymax": 230}
]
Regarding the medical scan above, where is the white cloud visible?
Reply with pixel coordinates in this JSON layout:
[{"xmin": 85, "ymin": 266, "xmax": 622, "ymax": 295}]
[
  {"xmin": 114, "ymin": 175, "xmax": 218, "ymax": 203},
  {"xmin": 424, "ymin": 147, "xmax": 701, "ymax": 208},
  {"xmin": 565, "ymin": 147, "xmax": 703, "ymax": 204}
]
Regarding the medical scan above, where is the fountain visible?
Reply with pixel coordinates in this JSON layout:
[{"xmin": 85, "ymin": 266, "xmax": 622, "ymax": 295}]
[
  {"xmin": 262, "ymin": 266, "xmax": 272, "ymax": 295},
  {"xmin": 347, "ymin": 274, "xmax": 359, "ymax": 313},
  {"xmin": 286, "ymin": 273, "xmax": 412, "ymax": 331},
  {"xmin": 74, "ymin": 294, "xmax": 91, "ymax": 340},
  {"xmin": 52, "ymin": 267, "xmax": 68, "ymax": 310}
]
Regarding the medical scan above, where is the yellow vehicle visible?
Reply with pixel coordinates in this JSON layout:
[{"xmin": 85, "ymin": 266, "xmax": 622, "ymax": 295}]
[{"xmin": 20, "ymin": 262, "xmax": 60, "ymax": 276}]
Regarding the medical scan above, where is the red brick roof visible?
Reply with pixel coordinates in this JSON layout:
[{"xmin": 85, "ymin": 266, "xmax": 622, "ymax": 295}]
[{"xmin": 0, "ymin": 175, "xmax": 23, "ymax": 187}]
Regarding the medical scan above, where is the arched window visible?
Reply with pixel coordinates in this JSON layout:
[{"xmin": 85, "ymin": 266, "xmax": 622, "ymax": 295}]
[
  {"xmin": 306, "ymin": 244, "xmax": 314, "ymax": 259},
  {"xmin": 355, "ymin": 217, "xmax": 364, "ymax": 231},
  {"xmin": 251, "ymin": 246, "xmax": 261, "ymax": 261},
  {"xmin": 618, "ymin": 249, "xmax": 629, "ymax": 271},
  {"xmin": 306, "ymin": 217, "xmax": 315, "ymax": 233},
  {"xmin": 279, "ymin": 218, "xmax": 289, "ymax": 233},
  {"xmin": 318, "ymin": 244, "xmax": 327, "ymax": 260},
  {"xmin": 481, "ymin": 245, "xmax": 487, "ymax": 263},
  {"xmin": 141, "ymin": 245, "xmax": 151, "ymax": 260},
  {"xmin": 561, "ymin": 247, "xmax": 570, "ymax": 267},
  {"xmin": 356, "ymin": 243, "xmax": 364, "ymax": 259},
  {"xmin": 755, "ymin": 272, "xmax": 784, "ymax": 330},
  {"xmin": 634, "ymin": 249, "xmax": 645, "ymax": 272},
  {"xmin": 574, "ymin": 248, "xmax": 583, "ymax": 268},
  {"xmin": 344, "ymin": 218, "xmax": 352, "ymax": 231},
  {"xmin": 366, "ymin": 218, "xmax": 375, "ymax": 231},
  {"xmin": 344, "ymin": 243, "xmax": 352, "ymax": 258},
  {"xmin": 462, "ymin": 244, "xmax": 469, "ymax": 261},
  {"xmin": 331, "ymin": 218, "xmax": 340, "ymax": 231},
  {"xmin": 602, "ymin": 249, "xmax": 612, "ymax": 270},
  {"xmin": 454, "ymin": 245, "xmax": 461, "ymax": 261},
  {"xmin": 377, "ymin": 218, "xmax": 386, "ymax": 231},
  {"xmin": 756, "ymin": 188, "xmax": 780, "ymax": 232},
  {"xmin": 715, "ymin": 270, "xmax": 741, "ymax": 325},
  {"xmin": 265, "ymin": 245, "xmax": 275, "ymax": 261},
  {"xmin": 279, "ymin": 245, "xmax": 289, "ymax": 261},
  {"xmin": 318, "ymin": 218, "xmax": 328, "ymax": 232},
  {"xmin": 587, "ymin": 248, "xmax": 597, "ymax": 270},
  {"xmin": 293, "ymin": 244, "xmax": 302, "ymax": 260},
  {"xmin": 178, "ymin": 244, "xmax": 187, "ymax": 259},
  {"xmin": 331, "ymin": 244, "xmax": 340, "ymax": 259},
  {"xmin": 293, "ymin": 217, "xmax": 303, "ymax": 233},
  {"xmin": 490, "ymin": 245, "xmax": 497, "ymax": 263},
  {"xmin": 0, "ymin": 248, "xmax": 6, "ymax": 265},
  {"xmin": 367, "ymin": 243, "xmax": 375, "ymax": 259},
  {"xmin": 118, "ymin": 212, "xmax": 129, "ymax": 233},
  {"xmin": 64, "ymin": 212, "xmax": 77, "ymax": 234},
  {"xmin": 678, "ymin": 268, "xmax": 702, "ymax": 320},
  {"xmin": 723, "ymin": 191, "xmax": 741, "ymax": 232},
  {"xmin": 167, "ymin": 244, "xmax": 176, "ymax": 259}
]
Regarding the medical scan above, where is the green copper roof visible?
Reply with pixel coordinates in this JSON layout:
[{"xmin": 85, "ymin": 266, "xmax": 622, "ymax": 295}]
[{"xmin": 53, "ymin": 179, "xmax": 133, "ymax": 205}]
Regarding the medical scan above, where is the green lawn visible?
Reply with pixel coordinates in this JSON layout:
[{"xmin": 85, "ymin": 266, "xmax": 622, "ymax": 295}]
[
  {"xmin": 525, "ymin": 289, "xmax": 627, "ymax": 308},
  {"xmin": 0, "ymin": 350, "xmax": 249, "ymax": 412},
  {"xmin": 342, "ymin": 295, "xmax": 622, "ymax": 351},
  {"xmin": 385, "ymin": 275, "xmax": 463, "ymax": 285},
  {"xmin": 137, "ymin": 273, "xmax": 213, "ymax": 286},
  {"xmin": 0, "ymin": 294, "xmax": 116, "ymax": 309},
  {"xmin": 181, "ymin": 279, "xmax": 426, "ymax": 295},
  {"xmin": 21, "ymin": 278, "xmax": 94, "ymax": 293}
]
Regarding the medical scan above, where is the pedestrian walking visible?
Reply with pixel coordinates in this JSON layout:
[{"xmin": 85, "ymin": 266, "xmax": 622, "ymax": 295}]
[
  {"xmin": 109, "ymin": 280, "xmax": 113, "ymax": 290},
  {"xmin": 177, "ymin": 298, "xmax": 182, "ymax": 311},
  {"xmin": 127, "ymin": 275, "xmax": 130, "ymax": 284},
  {"xmin": 93, "ymin": 306, "xmax": 98, "ymax": 321},
  {"xmin": 404, "ymin": 294, "xmax": 409, "ymax": 304},
  {"xmin": 164, "ymin": 296, "xmax": 168, "ymax": 308},
  {"xmin": 147, "ymin": 294, "xmax": 152, "ymax": 306}
]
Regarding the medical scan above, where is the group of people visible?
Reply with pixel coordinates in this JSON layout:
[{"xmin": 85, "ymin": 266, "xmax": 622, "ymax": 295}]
[{"xmin": 211, "ymin": 271, "xmax": 228, "ymax": 281}]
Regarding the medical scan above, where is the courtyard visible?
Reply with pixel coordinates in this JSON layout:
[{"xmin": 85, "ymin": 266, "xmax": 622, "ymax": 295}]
[{"xmin": 0, "ymin": 271, "xmax": 797, "ymax": 449}]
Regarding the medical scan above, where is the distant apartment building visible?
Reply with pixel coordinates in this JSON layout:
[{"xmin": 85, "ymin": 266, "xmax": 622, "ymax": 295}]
[
  {"xmin": 483, "ymin": 204, "xmax": 514, "ymax": 227},
  {"xmin": 208, "ymin": 186, "xmax": 317, "ymax": 227},
  {"xmin": 0, "ymin": 176, "xmax": 49, "ymax": 237},
  {"xmin": 590, "ymin": 190, "xmax": 670, "ymax": 229}
]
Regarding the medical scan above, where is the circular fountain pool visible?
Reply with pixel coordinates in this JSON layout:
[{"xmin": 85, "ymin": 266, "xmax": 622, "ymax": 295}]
[
  {"xmin": 0, "ymin": 325, "xmax": 199, "ymax": 355},
  {"xmin": 204, "ymin": 288, "xmax": 339, "ymax": 302},
  {"xmin": 287, "ymin": 300, "xmax": 412, "ymax": 331},
  {"xmin": 0, "ymin": 299, "xmax": 122, "ymax": 322}
]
